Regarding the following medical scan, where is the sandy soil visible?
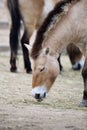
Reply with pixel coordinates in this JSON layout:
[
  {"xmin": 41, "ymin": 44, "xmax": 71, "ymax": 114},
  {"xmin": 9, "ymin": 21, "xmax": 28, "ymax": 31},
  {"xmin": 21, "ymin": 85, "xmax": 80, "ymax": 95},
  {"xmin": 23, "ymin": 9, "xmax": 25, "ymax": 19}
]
[{"xmin": 0, "ymin": 28, "xmax": 87, "ymax": 130}]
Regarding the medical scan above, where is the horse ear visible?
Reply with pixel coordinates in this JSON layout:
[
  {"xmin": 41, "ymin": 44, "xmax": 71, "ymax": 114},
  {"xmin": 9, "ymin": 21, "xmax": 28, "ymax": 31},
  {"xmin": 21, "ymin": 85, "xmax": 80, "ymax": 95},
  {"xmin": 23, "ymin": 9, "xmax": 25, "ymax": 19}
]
[
  {"xmin": 25, "ymin": 29, "xmax": 37, "ymax": 52},
  {"xmin": 24, "ymin": 44, "xmax": 32, "ymax": 52}
]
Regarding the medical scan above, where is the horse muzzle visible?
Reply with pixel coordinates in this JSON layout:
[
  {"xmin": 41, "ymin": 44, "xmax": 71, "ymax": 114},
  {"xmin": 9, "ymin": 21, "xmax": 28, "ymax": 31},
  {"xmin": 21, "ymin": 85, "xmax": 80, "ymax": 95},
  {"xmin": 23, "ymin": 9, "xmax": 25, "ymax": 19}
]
[{"xmin": 32, "ymin": 86, "xmax": 47, "ymax": 101}]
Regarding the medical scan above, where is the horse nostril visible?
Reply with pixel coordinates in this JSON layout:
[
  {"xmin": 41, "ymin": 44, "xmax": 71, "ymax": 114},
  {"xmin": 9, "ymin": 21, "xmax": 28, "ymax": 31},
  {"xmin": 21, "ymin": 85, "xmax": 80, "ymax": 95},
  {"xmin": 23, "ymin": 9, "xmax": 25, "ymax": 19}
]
[
  {"xmin": 43, "ymin": 92, "xmax": 46, "ymax": 98},
  {"xmin": 35, "ymin": 93, "xmax": 46, "ymax": 100},
  {"xmin": 35, "ymin": 94, "xmax": 40, "ymax": 99},
  {"xmin": 73, "ymin": 63, "xmax": 81, "ymax": 70},
  {"xmin": 77, "ymin": 63, "xmax": 81, "ymax": 70}
]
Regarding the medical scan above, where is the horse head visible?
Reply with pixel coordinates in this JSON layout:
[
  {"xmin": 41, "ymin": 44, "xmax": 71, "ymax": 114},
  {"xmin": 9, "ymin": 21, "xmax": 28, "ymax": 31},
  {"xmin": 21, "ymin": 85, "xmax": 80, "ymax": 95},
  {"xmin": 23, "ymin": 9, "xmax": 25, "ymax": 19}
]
[{"xmin": 25, "ymin": 44, "xmax": 59, "ymax": 101}]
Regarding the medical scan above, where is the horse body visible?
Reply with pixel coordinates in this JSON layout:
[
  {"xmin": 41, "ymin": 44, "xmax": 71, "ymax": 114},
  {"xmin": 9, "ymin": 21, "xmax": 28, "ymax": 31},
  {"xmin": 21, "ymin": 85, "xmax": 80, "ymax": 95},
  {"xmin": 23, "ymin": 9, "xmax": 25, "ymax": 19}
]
[
  {"xmin": 5, "ymin": 0, "xmax": 84, "ymax": 73},
  {"xmin": 43, "ymin": 2, "xmax": 87, "ymax": 53},
  {"xmin": 18, "ymin": 0, "xmax": 61, "ymax": 34},
  {"xmin": 19, "ymin": 0, "xmax": 44, "ymax": 35},
  {"xmin": 26, "ymin": 0, "xmax": 87, "ymax": 106},
  {"xmin": 5, "ymin": 0, "xmax": 62, "ymax": 73}
]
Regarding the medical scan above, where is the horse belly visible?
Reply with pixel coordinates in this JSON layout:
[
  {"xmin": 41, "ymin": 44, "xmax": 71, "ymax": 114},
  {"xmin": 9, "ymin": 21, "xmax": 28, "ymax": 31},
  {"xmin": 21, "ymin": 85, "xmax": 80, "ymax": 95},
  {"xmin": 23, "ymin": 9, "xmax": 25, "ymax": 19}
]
[{"xmin": 19, "ymin": 0, "xmax": 44, "ymax": 35}]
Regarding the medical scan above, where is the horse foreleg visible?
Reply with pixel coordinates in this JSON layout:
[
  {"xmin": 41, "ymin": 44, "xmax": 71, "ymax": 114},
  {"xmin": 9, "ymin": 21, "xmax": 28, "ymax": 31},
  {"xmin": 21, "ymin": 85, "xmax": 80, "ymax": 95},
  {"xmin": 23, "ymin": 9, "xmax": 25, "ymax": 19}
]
[
  {"xmin": 21, "ymin": 29, "xmax": 32, "ymax": 73},
  {"xmin": 57, "ymin": 53, "xmax": 63, "ymax": 72},
  {"xmin": 80, "ymin": 56, "xmax": 87, "ymax": 107}
]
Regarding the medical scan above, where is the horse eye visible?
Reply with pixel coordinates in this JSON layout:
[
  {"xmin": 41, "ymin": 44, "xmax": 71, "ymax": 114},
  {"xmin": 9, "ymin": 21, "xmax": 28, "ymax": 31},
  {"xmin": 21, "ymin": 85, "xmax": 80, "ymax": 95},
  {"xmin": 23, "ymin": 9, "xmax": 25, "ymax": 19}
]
[{"xmin": 40, "ymin": 67, "xmax": 45, "ymax": 72}]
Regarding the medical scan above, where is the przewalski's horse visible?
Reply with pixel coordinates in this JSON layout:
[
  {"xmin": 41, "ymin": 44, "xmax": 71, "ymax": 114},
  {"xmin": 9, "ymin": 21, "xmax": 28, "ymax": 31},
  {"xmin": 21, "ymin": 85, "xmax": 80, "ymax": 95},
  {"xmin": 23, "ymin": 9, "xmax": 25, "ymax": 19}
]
[
  {"xmin": 5, "ymin": 0, "xmax": 61, "ymax": 73},
  {"xmin": 5, "ymin": 0, "xmax": 83, "ymax": 73},
  {"xmin": 25, "ymin": 0, "xmax": 87, "ymax": 106}
]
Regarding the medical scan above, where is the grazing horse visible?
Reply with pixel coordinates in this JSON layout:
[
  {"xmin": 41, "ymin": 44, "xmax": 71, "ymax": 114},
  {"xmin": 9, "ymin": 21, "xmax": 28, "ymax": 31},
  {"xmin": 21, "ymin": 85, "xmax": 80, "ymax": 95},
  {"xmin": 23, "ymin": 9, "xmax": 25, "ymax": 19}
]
[
  {"xmin": 5, "ymin": 0, "xmax": 61, "ymax": 73},
  {"xmin": 5, "ymin": 0, "xmax": 83, "ymax": 73},
  {"xmin": 25, "ymin": 0, "xmax": 87, "ymax": 106}
]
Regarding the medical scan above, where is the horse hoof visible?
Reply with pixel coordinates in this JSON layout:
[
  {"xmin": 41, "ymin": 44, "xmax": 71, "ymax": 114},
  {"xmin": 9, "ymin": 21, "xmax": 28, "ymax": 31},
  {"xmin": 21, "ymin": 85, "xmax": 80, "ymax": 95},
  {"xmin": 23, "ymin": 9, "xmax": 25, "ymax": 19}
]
[
  {"xmin": 37, "ymin": 98, "xmax": 43, "ymax": 102},
  {"xmin": 79, "ymin": 100, "xmax": 87, "ymax": 107},
  {"xmin": 26, "ymin": 69, "xmax": 32, "ymax": 74},
  {"xmin": 10, "ymin": 67, "xmax": 17, "ymax": 73}
]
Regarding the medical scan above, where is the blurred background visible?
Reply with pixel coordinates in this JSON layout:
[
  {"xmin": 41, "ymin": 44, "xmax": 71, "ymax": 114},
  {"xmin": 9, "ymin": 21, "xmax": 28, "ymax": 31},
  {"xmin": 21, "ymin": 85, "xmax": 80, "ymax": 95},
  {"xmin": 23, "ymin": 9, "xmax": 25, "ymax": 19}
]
[
  {"xmin": 0, "ymin": 0, "xmax": 10, "ymax": 53},
  {"xmin": 0, "ymin": 0, "xmax": 8, "ymax": 27}
]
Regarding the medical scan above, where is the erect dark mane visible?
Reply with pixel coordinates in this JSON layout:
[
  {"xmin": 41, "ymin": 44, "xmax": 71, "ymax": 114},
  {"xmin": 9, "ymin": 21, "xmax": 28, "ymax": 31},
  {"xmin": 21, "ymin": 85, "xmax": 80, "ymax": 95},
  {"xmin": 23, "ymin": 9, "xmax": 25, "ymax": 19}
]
[{"xmin": 31, "ymin": 0, "xmax": 79, "ymax": 59}]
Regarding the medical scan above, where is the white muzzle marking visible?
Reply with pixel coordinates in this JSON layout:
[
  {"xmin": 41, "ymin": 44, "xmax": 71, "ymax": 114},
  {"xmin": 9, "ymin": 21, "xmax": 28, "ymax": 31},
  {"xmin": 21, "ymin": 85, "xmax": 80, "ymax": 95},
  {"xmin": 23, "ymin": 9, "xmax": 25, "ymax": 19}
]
[
  {"xmin": 72, "ymin": 58, "xmax": 84, "ymax": 69},
  {"xmin": 32, "ymin": 86, "xmax": 47, "ymax": 98}
]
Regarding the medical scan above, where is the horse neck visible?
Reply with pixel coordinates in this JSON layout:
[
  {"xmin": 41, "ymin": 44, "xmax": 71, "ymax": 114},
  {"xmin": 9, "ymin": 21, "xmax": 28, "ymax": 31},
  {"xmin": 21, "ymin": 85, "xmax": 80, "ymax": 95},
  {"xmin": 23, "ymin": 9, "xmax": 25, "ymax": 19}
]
[
  {"xmin": 42, "ymin": 16, "xmax": 75, "ymax": 57},
  {"xmin": 42, "ymin": 0, "xmax": 87, "ymax": 57},
  {"xmin": 41, "ymin": 0, "xmax": 87, "ymax": 58}
]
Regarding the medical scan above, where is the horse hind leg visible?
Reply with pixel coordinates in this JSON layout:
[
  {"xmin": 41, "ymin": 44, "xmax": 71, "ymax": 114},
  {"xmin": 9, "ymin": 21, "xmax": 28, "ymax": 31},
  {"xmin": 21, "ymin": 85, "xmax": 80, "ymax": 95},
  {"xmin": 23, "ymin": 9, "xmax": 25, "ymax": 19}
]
[
  {"xmin": 80, "ymin": 56, "xmax": 87, "ymax": 107},
  {"xmin": 21, "ymin": 29, "xmax": 32, "ymax": 73},
  {"xmin": 10, "ymin": 20, "xmax": 20, "ymax": 72}
]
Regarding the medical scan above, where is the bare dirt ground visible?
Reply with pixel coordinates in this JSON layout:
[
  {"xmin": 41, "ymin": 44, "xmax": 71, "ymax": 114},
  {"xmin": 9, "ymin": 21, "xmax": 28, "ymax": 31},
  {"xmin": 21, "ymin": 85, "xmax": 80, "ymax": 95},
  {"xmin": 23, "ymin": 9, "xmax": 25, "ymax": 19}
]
[
  {"xmin": 0, "ymin": 1, "xmax": 87, "ymax": 130},
  {"xmin": 0, "ymin": 28, "xmax": 87, "ymax": 130}
]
